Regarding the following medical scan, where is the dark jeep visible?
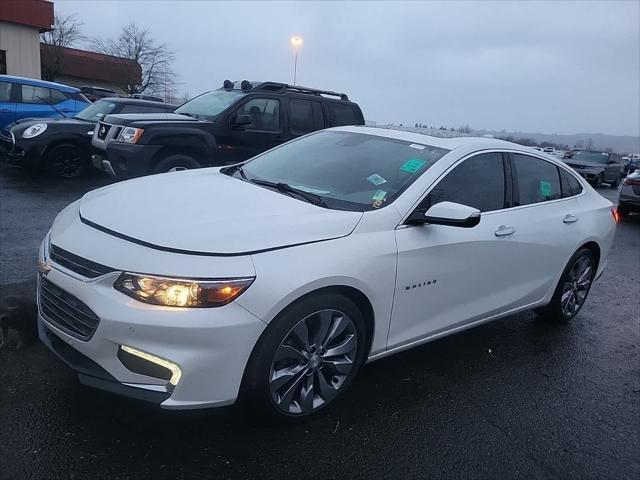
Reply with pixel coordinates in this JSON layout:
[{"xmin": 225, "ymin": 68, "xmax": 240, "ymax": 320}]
[{"xmin": 91, "ymin": 80, "xmax": 365, "ymax": 179}]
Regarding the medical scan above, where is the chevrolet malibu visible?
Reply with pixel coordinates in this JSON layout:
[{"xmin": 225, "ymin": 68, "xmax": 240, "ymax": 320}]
[{"xmin": 38, "ymin": 127, "xmax": 616, "ymax": 420}]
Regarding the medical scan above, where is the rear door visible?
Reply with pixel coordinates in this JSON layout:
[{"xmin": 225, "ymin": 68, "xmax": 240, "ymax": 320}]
[
  {"xmin": 500, "ymin": 153, "xmax": 584, "ymax": 310},
  {"xmin": 605, "ymin": 153, "xmax": 622, "ymax": 182},
  {"xmin": 17, "ymin": 84, "xmax": 62, "ymax": 120},
  {"xmin": 0, "ymin": 80, "xmax": 16, "ymax": 128},
  {"xmin": 288, "ymin": 97, "xmax": 325, "ymax": 138}
]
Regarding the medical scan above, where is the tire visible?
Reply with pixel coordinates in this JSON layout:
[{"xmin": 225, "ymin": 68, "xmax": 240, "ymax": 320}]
[
  {"xmin": 153, "ymin": 154, "xmax": 201, "ymax": 174},
  {"xmin": 241, "ymin": 293, "xmax": 367, "ymax": 421},
  {"xmin": 537, "ymin": 248, "xmax": 596, "ymax": 324},
  {"xmin": 45, "ymin": 143, "xmax": 87, "ymax": 179},
  {"xmin": 609, "ymin": 176, "xmax": 620, "ymax": 188},
  {"xmin": 593, "ymin": 173, "xmax": 603, "ymax": 188}
]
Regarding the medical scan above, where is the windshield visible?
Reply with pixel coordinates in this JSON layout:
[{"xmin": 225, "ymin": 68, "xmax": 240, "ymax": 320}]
[
  {"xmin": 574, "ymin": 151, "xmax": 611, "ymax": 165},
  {"xmin": 237, "ymin": 130, "xmax": 450, "ymax": 211},
  {"xmin": 74, "ymin": 100, "xmax": 117, "ymax": 122},
  {"xmin": 175, "ymin": 90, "xmax": 244, "ymax": 119}
]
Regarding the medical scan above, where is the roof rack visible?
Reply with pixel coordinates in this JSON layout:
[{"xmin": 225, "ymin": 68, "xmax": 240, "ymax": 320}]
[{"xmin": 253, "ymin": 82, "xmax": 349, "ymax": 101}]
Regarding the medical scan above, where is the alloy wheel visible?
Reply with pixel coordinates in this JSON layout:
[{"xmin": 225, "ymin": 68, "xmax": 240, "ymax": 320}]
[
  {"xmin": 269, "ymin": 309, "xmax": 358, "ymax": 415},
  {"xmin": 560, "ymin": 255, "xmax": 593, "ymax": 318},
  {"xmin": 51, "ymin": 146, "xmax": 82, "ymax": 178}
]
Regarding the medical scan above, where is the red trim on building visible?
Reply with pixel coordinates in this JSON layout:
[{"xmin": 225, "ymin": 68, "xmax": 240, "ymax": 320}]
[
  {"xmin": 0, "ymin": 0, "xmax": 54, "ymax": 32},
  {"xmin": 43, "ymin": 45, "xmax": 142, "ymax": 85}
]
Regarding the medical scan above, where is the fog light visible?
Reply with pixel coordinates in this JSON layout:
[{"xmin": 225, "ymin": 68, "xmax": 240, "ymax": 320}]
[{"xmin": 120, "ymin": 345, "xmax": 182, "ymax": 386}]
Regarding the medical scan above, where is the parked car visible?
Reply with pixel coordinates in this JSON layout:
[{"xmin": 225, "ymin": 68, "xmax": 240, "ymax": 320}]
[
  {"xmin": 0, "ymin": 98, "xmax": 176, "ymax": 178},
  {"xmin": 80, "ymin": 86, "xmax": 117, "ymax": 102},
  {"xmin": 91, "ymin": 80, "xmax": 365, "ymax": 179},
  {"xmin": 0, "ymin": 75, "xmax": 90, "ymax": 129},
  {"xmin": 617, "ymin": 170, "xmax": 640, "ymax": 218},
  {"xmin": 563, "ymin": 150, "xmax": 624, "ymax": 188},
  {"xmin": 38, "ymin": 129, "xmax": 615, "ymax": 420}
]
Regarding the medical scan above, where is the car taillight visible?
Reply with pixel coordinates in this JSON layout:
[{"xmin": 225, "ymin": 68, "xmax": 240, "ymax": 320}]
[
  {"xmin": 612, "ymin": 208, "xmax": 620, "ymax": 223},
  {"xmin": 623, "ymin": 177, "xmax": 640, "ymax": 186}
]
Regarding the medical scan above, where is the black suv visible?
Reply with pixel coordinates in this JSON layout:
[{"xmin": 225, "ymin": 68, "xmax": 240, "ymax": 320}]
[
  {"xmin": 91, "ymin": 80, "xmax": 365, "ymax": 179},
  {"xmin": 0, "ymin": 98, "xmax": 176, "ymax": 178}
]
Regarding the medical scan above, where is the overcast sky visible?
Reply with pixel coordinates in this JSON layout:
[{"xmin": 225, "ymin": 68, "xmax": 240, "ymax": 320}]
[{"xmin": 57, "ymin": 0, "xmax": 639, "ymax": 136}]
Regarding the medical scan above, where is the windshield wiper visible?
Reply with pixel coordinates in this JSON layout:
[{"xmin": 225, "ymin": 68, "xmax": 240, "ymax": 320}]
[
  {"xmin": 179, "ymin": 112, "xmax": 200, "ymax": 119},
  {"xmin": 250, "ymin": 178, "xmax": 328, "ymax": 207}
]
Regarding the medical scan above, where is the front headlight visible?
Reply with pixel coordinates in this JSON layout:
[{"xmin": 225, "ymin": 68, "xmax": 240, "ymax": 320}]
[
  {"xmin": 118, "ymin": 127, "xmax": 144, "ymax": 144},
  {"xmin": 22, "ymin": 123, "xmax": 48, "ymax": 139},
  {"xmin": 113, "ymin": 273, "xmax": 254, "ymax": 308}
]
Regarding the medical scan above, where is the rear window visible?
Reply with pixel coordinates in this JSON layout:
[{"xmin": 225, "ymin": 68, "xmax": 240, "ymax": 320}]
[
  {"xmin": 330, "ymin": 103, "xmax": 362, "ymax": 126},
  {"xmin": 0, "ymin": 81, "xmax": 10, "ymax": 102},
  {"xmin": 511, "ymin": 154, "xmax": 562, "ymax": 205},
  {"xmin": 560, "ymin": 168, "xmax": 583, "ymax": 198},
  {"xmin": 289, "ymin": 99, "xmax": 324, "ymax": 135}
]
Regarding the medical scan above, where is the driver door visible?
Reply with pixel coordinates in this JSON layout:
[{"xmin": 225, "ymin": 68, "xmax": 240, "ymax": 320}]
[
  {"xmin": 225, "ymin": 97, "xmax": 285, "ymax": 163},
  {"xmin": 388, "ymin": 152, "xmax": 514, "ymax": 349}
]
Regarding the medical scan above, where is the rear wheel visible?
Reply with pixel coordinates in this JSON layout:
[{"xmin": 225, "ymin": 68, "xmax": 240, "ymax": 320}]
[
  {"xmin": 593, "ymin": 173, "xmax": 603, "ymax": 188},
  {"xmin": 609, "ymin": 176, "xmax": 620, "ymax": 188},
  {"xmin": 45, "ymin": 143, "xmax": 87, "ymax": 179},
  {"xmin": 537, "ymin": 248, "xmax": 595, "ymax": 323},
  {"xmin": 241, "ymin": 293, "xmax": 367, "ymax": 421},
  {"xmin": 153, "ymin": 154, "xmax": 201, "ymax": 174}
]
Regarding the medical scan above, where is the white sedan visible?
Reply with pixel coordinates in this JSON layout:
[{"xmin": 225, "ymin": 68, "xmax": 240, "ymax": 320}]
[{"xmin": 38, "ymin": 127, "xmax": 616, "ymax": 420}]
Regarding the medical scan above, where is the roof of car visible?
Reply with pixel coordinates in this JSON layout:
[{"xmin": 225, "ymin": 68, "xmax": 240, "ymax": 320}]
[
  {"xmin": 335, "ymin": 126, "xmax": 528, "ymax": 151},
  {"xmin": 0, "ymin": 74, "xmax": 80, "ymax": 93}
]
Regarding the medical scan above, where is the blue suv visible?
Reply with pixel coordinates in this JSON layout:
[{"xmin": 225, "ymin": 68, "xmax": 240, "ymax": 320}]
[{"xmin": 0, "ymin": 75, "xmax": 90, "ymax": 129}]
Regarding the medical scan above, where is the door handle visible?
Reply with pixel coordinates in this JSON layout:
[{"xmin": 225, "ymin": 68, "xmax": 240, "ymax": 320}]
[
  {"xmin": 494, "ymin": 225, "xmax": 516, "ymax": 237},
  {"xmin": 563, "ymin": 214, "xmax": 579, "ymax": 224}
]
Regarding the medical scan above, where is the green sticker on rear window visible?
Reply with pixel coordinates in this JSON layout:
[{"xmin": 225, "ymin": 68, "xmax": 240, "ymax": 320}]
[
  {"xmin": 540, "ymin": 180, "xmax": 552, "ymax": 197},
  {"xmin": 400, "ymin": 158, "xmax": 427, "ymax": 173}
]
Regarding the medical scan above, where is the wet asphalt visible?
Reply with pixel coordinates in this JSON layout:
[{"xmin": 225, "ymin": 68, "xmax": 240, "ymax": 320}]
[{"xmin": 0, "ymin": 165, "xmax": 638, "ymax": 480}]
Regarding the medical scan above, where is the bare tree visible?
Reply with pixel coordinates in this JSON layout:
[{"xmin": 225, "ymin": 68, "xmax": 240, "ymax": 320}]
[
  {"xmin": 92, "ymin": 23, "xmax": 176, "ymax": 95},
  {"xmin": 40, "ymin": 14, "xmax": 85, "ymax": 81}
]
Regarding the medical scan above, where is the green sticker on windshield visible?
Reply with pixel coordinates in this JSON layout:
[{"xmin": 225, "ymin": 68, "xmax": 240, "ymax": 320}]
[
  {"xmin": 372, "ymin": 189, "xmax": 387, "ymax": 201},
  {"xmin": 540, "ymin": 180, "xmax": 552, "ymax": 197},
  {"xmin": 400, "ymin": 158, "xmax": 427, "ymax": 173}
]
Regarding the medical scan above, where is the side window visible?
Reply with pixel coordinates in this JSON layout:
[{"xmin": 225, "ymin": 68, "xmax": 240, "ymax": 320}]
[
  {"xmin": 330, "ymin": 103, "xmax": 360, "ymax": 126},
  {"xmin": 20, "ymin": 85, "xmax": 51, "ymax": 104},
  {"xmin": 421, "ymin": 153, "xmax": 506, "ymax": 212},
  {"xmin": 0, "ymin": 81, "xmax": 11, "ymax": 102},
  {"xmin": 236, "ymin": 98, "xmax": 280, "ymax": 131},
  {"xmin": 49, "ymin": 89, "xmax": 68, "ymax": 104},
  {"xmin": 559, "ymin": 168, "xmax": 583, "ymax": 198},
  {"xmin": 511, "ymin": 154, "xmax": 561, "ymax": 205},
  {"xmin": 289, "ymin": 99, "xmax": 315, "ymax": 135}
]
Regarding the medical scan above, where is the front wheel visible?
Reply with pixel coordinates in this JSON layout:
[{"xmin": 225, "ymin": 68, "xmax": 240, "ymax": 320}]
[
  {"xmin": 241, "ymin": 293, "xmax": 367, "ymax": 421},
  {"xmin": 153, "ymin": 154, "xmax": 201, "ymax": 174},
  {"xmin": 45, "ymin": 143, "xmax": 87, "ymax": 179},
  {"xmin": 537, "ymin": 248, "xmax": 595, "ymax": 323}
]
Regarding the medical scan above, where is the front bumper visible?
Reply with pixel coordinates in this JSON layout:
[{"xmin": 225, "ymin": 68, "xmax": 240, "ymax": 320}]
[
  {"xmin": 96, "ymin": 143, "xmax": 162, "ymax": 179},
  {"xmin": 37, "ymin": 257, "xmax": 266, "ymax": 410},
  {"xmin": 0, "ymin": 131, "xmax": 44, "ymax": 169}
]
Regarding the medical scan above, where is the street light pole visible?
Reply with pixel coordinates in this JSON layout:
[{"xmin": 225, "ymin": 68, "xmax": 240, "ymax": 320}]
[{"xmin": 290, "ymin": 36, "xmax": 303, "ymax": 85}]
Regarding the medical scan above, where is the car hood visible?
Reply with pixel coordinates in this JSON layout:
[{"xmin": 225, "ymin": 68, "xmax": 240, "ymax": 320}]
[
  {"xmin": 102, "ymin": 112, "xmax": 206, "ymax": 127},
  {"xmin": 78, "ymin": 169, "xmax": 363, "ymax": 255},
  {"xmin": 9, "ymin": 116, "xmax": 89, "ymax": 128},
  {"xmin": 565, "ymin": 159, "xmax": 601, "ymax": 168}
]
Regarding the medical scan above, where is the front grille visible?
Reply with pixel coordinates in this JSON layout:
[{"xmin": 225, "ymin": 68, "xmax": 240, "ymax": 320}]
[
  {"xmin": 39, "ymin": 275, "xmax": 100, "ymax": 341},
  {"xmin": 0, "ymin": 128, "xmax": 14, "ymax": 152},
  {"xmin": 49, "ymin": 244, "xmax": 115, "ymax": 278}
]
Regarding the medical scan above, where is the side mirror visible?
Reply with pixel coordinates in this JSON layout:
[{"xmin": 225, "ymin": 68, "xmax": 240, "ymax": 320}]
[
  {"xmin": 233, "ymin": 114, "xmax": 252, "ymax": 126},
  {"xmin": 407, "ymin": 201, "xmax": 481, "ymax": 228}
]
